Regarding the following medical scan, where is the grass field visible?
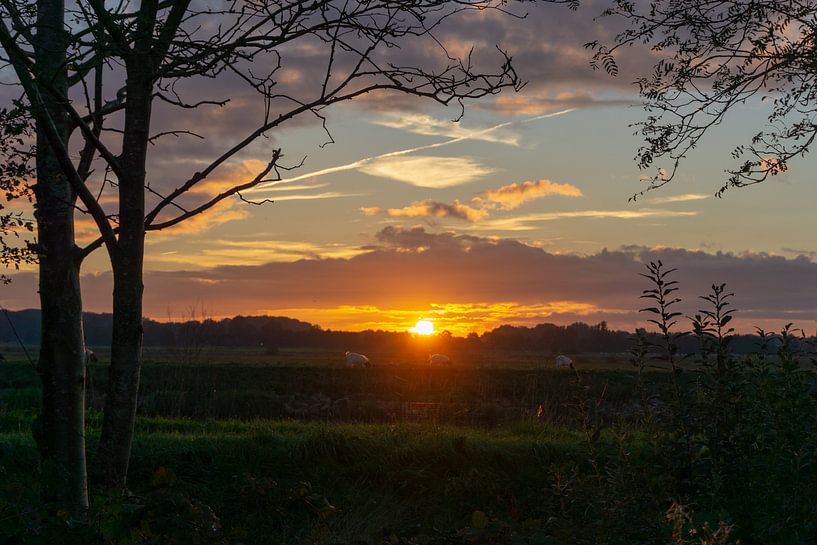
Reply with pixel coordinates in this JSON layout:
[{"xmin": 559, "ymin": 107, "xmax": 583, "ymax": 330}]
[
  {"xmin": 2, "ymin": 347, "xmax": 672, "ymax": 427},
  {"xmin": 1, "ymin": 413, "xmax": 670, "ymax": 544},
  {"xmin": 2, "ymin": 345, "xmax": 817, "ymax": 544},
  {"xmin": 1, "ymin": 388, "xmax": 672, "ymax": 544}
]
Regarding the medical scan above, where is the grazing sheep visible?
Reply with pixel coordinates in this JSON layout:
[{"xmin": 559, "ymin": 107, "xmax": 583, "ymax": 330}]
[
  {"xmin": 554, "ymin": 354, "xmax": 573, "ymax": 369},
  {"xmin": 345, "ymin": 351, "xmax": 370, "ymax": 367},
  {"xmin": 85, "ymin": 349, "xmax": 98, "ymax": 364},
  {"xmin": 428, "ymin": 353, "xmax": 451, "ymax": 366}
]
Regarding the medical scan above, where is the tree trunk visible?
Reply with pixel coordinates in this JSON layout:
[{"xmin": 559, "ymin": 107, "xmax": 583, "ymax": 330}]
[
  {"xmin": 32, "ymin": 0, "xmax": 89, "ymax": 511},
  {"xmin": 96, "ymin": 62, "xmax": 152, "ymax": 491},
  {"xmin": 35, "ymin": 241, "xmax": 88, "ymax": 511},
  {"xmin": 95, "ymin": 254, "xmax": 144, "ymax": 490}
]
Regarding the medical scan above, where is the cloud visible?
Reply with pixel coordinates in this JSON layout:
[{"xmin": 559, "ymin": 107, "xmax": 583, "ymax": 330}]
[
  {"xmin": 256, "ymin": 183, "xmax": 329, "ymax": 192},
  {"xmin": 185, "ymin": 160, "xmax": 344, "ymax": 201},
  {"xmin": 151, "ymin": 199, "xmax": 250, "ymax": 236},
  {"xmin": 3, "ymin": 227, "xmax": 816, "ymax": 333},
  {"xmin": 341, "ymin": 2, "xmax": 655, "ymax": 116},
  {"xmin": 74, "ymin": 215, "xmax": 105, "ymax": 245},
  {"xmin": 188, "ymin": 159, "xmax": 273, "ymax": 196},
  {"xmin": 649, "ymin": 193, "xmax": 711, "ymax": 204},
  {"xmin": 494, "ymin": 91, "xmax": 634, "ymax": 116},
  {"xmin": 361, "ymin": 200, "xmax": 488, "ymax": 222},
  {"xmin": 781, "ymin": 247, "xmax": 817, "ymax": 259},
  {"xmin": 45, "ymin": 8, "xmax": 603, "ymax": 218},
  {"xmin": 74, "ymin": 198, "xmax": 250, "ymax": 245},
  {"xmin": 374, "ymin": 225, "xmax": 484, "ymax": 251},
  {"xmin": 269, "ymin": 191, "xmax": 366, "ymax": 202},
  {"xmin": 360, "ymin": 178, "xmax": 583, "ymax": 223},
  {"xmin": 372, "ymin": 113, "xmax": 521, "ymax": 146},
  {"xmin": 358, "ymin": 156, "xmax": 494, "ymax": 188},
  {"xmin": 18, "ymin": 4, "xmax": 653, "ymax": 220},
  {"xmin": 244, "ymin": 109, "xmax": 575, "ymax": 193},
  {"xmin": 479, "ymin": 179, "xmax": 584, "ymax": 210},
  {"xmin": 471, "ymin": 208, "xmax": 699, "ymax": 231},
  {"xmin": 146, "ymin": 239, "xmax": 368, "ymax": 269}
]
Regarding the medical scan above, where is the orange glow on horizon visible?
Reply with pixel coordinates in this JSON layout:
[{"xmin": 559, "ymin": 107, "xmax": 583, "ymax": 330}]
[
  {"xmin": 253, "ymin": 301, "xmax": 610, "ymax": 336},
  {"xmin": 410, "ymin": 319, "xmax": 435, "ymax": 335}
]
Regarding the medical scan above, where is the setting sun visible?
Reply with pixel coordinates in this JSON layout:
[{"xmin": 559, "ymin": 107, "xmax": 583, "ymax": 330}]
[{"xmin": 410, "ymin": 319, "xmax": 435, "ymax": 335}]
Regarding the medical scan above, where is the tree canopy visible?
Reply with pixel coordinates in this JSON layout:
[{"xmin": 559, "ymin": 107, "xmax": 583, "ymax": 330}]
[{"xmin": 589, "ymin": 1, "xmax": 817, "ymax": 196}]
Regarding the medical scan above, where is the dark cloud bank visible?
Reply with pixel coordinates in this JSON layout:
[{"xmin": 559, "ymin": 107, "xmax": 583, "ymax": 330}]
[{"xmin": 3, "ymin": 227, "xmax": 816, "ymax": 332}]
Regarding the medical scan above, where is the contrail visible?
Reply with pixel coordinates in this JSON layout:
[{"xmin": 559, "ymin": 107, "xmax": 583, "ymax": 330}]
[{"xmin": 246, "ymin": 108, "xmax": 576, "ymax": 194}]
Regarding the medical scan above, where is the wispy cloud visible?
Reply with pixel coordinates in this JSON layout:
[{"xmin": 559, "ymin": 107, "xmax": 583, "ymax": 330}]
[
  {"xmin": 244, "ymin": 109, "xmax": 575, "ymax": 194},
  {"xmin": 373, "ymin": 113, "xmax": 520, "ymax": 146},
  {"xmin": 358, "ymin": 156, "xmax": 494, "ymax": 188},
  {"xmin": 269, "ymin": 191, "xmax": 365, "ymax": 202},
  {"xmin": 257, "ymin": 183, "xmax": 328, "ymax": 192},
  {"xmin": 470, "ymin": 209, "xmax": 699, "ymax": 231},
  {"xmin": 649, "ymin": 193, "xmax": 710, "ymax": 204},
  {"xmin": 479, "ymin": 179, "xmax": 583, "ymax": 210},
  {"xmin": 495, "ymin": 91, "xmax": 634, "ymax": 116},
  {"xmin": 146, "ymin": 239, "xmax": 368, "ymax": 268}
]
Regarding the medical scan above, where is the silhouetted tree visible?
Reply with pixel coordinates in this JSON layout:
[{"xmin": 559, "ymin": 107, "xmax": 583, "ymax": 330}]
[
  {"xmin": 0, "ymin": 1, "xmax": 91, "ymax": 510},
  {"xmin": 0, "ymin": 0, "xmax": 564, "ymax": 500},
  {"xmin": 0, "ymin": 105, "xmax": 35, "ymax": 279},
  {"xmin": 589, "ymin": 1, "xmax": 817, "ymax": 196}
]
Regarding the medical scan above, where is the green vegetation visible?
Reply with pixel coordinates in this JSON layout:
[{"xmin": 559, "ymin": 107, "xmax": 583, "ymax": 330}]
[
  {"xmin": 0, "ymin": 403, "xmax": 674, "ymax": 544},
  {"xmin": 2, "ymin": 266, "xmax": 816, "ymax": 544},
  {"xmin": 3, "ymin": 357, "xmax": 672, "ymax": 426},
  {"xmin": 2, "ymin": 343, "xmax": 816, "ymax": 544}
]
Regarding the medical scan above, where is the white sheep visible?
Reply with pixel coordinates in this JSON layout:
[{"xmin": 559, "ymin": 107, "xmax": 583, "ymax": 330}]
[
  {"xmin": 85, "ymin": 349, "xmax": 98, "ymax": 364},
  {"xmin": 428, "ymin": 353, "xmax": 451, "ymax": 366},
  {"xmin": 554, "ymin": 354, "xmax": 573, "ymax": 369},
  {"xmin": 345, "ymin": 351, "xmax": 370, "ymax": 367}
]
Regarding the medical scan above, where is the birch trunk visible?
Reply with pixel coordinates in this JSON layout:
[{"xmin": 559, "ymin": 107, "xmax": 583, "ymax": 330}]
[{"xmin": 32, "ymin": 0, "xmax": 89, "ymax": 511}]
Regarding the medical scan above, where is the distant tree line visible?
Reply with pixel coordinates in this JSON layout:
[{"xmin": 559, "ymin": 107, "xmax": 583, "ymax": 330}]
[{"xmin": 0, "ymin": 310, "xmax": 804, "ymax": 356}]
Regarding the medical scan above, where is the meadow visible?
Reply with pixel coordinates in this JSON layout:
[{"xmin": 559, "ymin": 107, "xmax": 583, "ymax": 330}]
[{"xmin": 2, "ymin": 335, "xmax": 817, "ymax": 544}]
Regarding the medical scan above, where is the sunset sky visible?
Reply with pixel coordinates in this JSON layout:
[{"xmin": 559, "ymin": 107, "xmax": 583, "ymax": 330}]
[{"xmin": 3, "ymin": 1, "xmax": 817, "ymax": 335}]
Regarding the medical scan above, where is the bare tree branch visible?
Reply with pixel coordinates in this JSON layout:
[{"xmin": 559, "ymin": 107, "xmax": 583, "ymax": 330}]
[{"xmin": 147, "ymin": 149, "xmax": 281, "ymax": 231}]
